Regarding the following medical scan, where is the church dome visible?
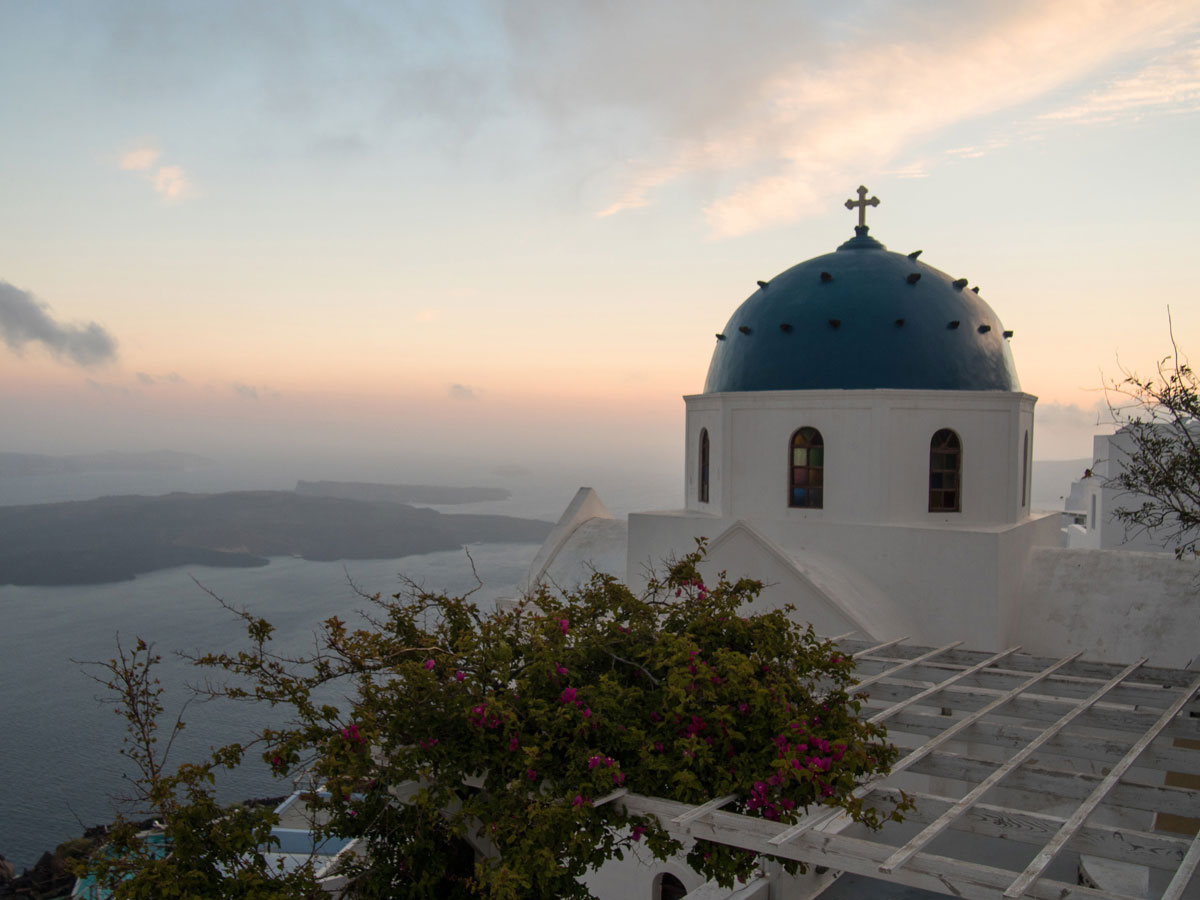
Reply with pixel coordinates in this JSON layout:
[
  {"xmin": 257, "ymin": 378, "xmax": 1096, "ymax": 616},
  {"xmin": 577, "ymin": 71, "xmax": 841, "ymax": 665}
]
[{"xmin": 704, "ymin": 195, "xmax": 1020, "ymax": 393}]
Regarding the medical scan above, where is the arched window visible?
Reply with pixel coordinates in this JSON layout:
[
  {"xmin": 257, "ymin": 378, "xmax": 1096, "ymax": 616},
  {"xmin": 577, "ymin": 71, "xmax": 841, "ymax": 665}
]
[
  {"xmin": 789, "ymin": 427, "xmax": 824, "ymax": 509},
  {"xmin": 929, "ymin": 429, "xmax": 962, "ymax": 512},
  {"xmin": 698, "ymin": 429, "xmax": 710, "ymax": 503},
  {"xmin": 1022, "ymin": 431, "xmax": 1030, "ymax": 508},
  {"xmin": 655, "ymin": 873, "xmax": 688, "ymax": 900}
]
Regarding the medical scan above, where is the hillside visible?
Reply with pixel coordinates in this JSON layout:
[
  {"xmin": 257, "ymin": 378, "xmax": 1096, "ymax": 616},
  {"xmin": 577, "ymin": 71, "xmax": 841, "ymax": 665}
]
[{"xmin": 0, "ymin": 491, "xmax": 553, "ymax": 586}]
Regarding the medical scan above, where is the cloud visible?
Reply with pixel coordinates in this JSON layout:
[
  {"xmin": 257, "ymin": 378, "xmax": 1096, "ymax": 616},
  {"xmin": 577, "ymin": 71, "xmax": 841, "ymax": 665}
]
[
  {"xmin": 233, "ymin": 382, "xmax": 259, "ymax": 400},
  {"xmin": 0, "ymin": 281, "xmax": 119, "ymax": 367},
  {"xmin": 449, "ymin": 383, "xmax": 476, "ymax": 400},
  {"xmin": 150, "ymin": 164, "xmax": 190, "ymax": 199},
  {"xmin": 1036, "ymin": 400, "xmax": 1112, "ymax": 429},
  {"xmin": 882, "ymin": 162, "xmax": 931, "ymax": 180},
  {"xmin": 118, "ymin": 142, "xmax": 193, "ymax": 199},
  {"xmin": 120, "ymin": 145, "xmax": 160, "ymax": 171},
  {"xmin": 1040, "ymin": 40, "xmax": 1200, "ymax": 123},
  {"xmin": 136, "ymin": 371, "xmax": 155, "ymax": 385},
  {"xmin": 413, "ymin": 308, "xmax": 439, "ymax": 323},
  {"xmin": 556, "ymin": 0, "xmax": 1200, "ymax": 236}
]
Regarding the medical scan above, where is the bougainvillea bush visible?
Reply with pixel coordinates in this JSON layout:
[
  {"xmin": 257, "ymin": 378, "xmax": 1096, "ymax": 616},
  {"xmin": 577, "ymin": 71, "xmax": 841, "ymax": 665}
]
[{"xmin": 193, "ymin": 542, "xmax": 906, "ymax": 899}]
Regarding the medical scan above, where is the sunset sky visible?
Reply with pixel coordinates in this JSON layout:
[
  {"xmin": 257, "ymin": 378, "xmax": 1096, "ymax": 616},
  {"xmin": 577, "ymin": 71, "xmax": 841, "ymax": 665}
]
[{"xmin": 1, "ymin": 0, "xmax": 1198, "ymax": 474}]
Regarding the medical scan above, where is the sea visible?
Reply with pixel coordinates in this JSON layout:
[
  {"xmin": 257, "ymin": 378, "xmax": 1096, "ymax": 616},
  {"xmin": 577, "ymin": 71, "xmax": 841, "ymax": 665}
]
[{"xmin": 0, "ymin": 457, "xmax": 678, "ymax": 870}]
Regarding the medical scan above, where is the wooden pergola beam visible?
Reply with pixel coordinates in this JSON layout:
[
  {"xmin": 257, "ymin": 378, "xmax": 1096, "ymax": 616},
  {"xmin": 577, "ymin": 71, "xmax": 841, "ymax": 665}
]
[
  {"xmin": 621, "ymin": 793, "xmax": 1146, "ymax": 900},
  {"xmin": 862, "ymin": 681, "xmax": 1200, "ymax": 739},
  {"xmin": 881, "ymin": 708, "xmax": 1200, "ymax": 773},
  {"xmin": 880, "ymin": 658, "xmax": 1150, "ymax": 875},
  {"xmin": 908, "ymin": 751, "xmax": 1199, "ymax": 818},
  {"xmin": 852, "ymin": 658, "xmax": 1192, "ymax": 711},
  {"xmin": 1004, "ymin": 674, "xmax": 1200, "ymax": 898},
  {"xmin": 836, "ymin": 640, "xmax": 1198, "ymax": 689},
  {"xmin": 868, "ymin": 788, "xmax": 1190, "ymax": 872}
]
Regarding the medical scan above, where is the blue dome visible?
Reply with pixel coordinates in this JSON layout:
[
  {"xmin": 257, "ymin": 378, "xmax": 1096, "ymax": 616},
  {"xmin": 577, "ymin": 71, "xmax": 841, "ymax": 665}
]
[{"xmin": 704, "ymin": 228, "xmax": 1020, "ymax": 393}]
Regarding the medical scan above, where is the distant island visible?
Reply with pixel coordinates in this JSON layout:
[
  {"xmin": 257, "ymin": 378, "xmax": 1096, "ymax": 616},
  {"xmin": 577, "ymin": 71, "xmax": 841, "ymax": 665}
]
[
  {"xmin": 0, "ymin": 491, "xmax": 552, "ymax": 587},
  {"xmin": 295, "ymin": 480, "xmax": 510, "ymax": 505}
]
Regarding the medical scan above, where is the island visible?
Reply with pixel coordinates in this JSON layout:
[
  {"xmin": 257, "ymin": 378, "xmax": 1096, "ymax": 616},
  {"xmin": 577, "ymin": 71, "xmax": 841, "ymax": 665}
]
[{"xmin": 0, "ymin": 491, "xmax": 553, "ymax": 587}]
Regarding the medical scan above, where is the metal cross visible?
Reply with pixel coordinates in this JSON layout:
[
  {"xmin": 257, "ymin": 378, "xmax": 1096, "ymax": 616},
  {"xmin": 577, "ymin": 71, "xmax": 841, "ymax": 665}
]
[{"xmin": 845, "ymin": 185, "xmax": 880, "ymax": 228}]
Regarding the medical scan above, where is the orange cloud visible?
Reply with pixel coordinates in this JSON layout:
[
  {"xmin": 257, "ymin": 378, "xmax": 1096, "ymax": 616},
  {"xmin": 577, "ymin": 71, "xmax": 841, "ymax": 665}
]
[
  {"xmin": 151, "ymin": 165, "xmax": 191, "ymax": 200},
  {"xmin": 1040, "ymin": 40, "xmax": 1200, "ymax": 123},
  {"xmin": 119, "ymin": 146, "xmax": 160, "ymax": 171},
  {"xmin": 119, "ymin": 141, "xmax": 193, "ymax": 200}
]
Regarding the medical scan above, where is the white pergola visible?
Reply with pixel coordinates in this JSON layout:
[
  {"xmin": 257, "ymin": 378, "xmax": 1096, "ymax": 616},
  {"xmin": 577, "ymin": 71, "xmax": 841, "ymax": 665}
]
[{"xmin": 617, "ymin": 638, "xmax": 1200, "ymax": 900}]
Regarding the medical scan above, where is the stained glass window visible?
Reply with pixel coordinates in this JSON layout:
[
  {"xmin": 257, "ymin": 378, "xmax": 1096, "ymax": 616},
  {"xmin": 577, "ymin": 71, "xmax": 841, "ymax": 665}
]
[
  {"xmin": 789, "ymin": 427, "xmax": 824, "ymax": 509},
  {"xmin": 1022, "ymin": 431, "xmax": 1030, "ymax": 507},
  {"xmin": 929, "ymin": 429, "xmax": 961, "ymax": 512}
]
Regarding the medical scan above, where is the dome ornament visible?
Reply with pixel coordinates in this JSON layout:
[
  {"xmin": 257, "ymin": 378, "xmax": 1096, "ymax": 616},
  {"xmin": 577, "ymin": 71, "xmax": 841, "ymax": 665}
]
[{"xmin": 845, "ymin": 185, "xmax": 880, "ymax": 232}]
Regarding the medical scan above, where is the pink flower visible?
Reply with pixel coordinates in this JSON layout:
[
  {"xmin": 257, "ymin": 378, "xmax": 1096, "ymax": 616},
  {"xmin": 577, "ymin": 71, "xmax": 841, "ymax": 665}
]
[
  {"xmin": 423, "ymin": 659, "xmax": 435, "ymax": 670},
  {"xmin": 572, "ymin": 795, "xmax": 584, "ymax": 807},
  {"xmin": 508, "ymin": 734, "xmax": 520, "ymax": 751},
  {"xmin": 581, "ymin": 707, "xmax": 592, "ymax": 718},
  {"xmin": 560, "ymin": 618, "xmax": 570, "ymax": 635},
  {"xmin": 556, "ymin": 663, "xmax": 569, "ymax": 675},
  {"xmin": 527, "ymin": 768, "xmax": 537, "ymax": 781},
  {"xmin": 613, "ymin": 772, "xmax": 625, "ymax": 784},
  {"xmin": 631, "ymin": 825, "xmax": 647, "ymax": 842},
  {"xmin": 455, "ymin": 670, "xmax": 465, "ymax": 682},
  {"xmin": 560, "ymin": 687, "xmax": 577, "ymax": 704},
  {"xmin": 271, "ymin": 754, "xmax": 283, "ymax": 768}
]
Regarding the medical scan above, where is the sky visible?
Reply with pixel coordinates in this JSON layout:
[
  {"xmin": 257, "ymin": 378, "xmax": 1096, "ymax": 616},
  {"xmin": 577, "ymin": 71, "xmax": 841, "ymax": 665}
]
[{"xmin": 1, "ymin": 0, "xmax": 1198, "ymax": 477}]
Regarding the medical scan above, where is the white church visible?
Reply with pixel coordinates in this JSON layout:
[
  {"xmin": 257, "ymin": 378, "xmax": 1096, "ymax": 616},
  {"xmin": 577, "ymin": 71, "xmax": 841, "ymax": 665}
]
[
  {"xmin": 517, "ymin": 190, "xmax": 1200, "ymax": 900},
  {"xmin": 526, "ymin": 188, "xmax": 1196, "ymax": 670}
]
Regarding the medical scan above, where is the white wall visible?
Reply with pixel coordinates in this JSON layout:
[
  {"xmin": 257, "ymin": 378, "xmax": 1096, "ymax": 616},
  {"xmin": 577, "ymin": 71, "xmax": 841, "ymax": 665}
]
[
  {"xmin": 1018, "ymin": 547, "xmax": 1199, "ymax": 667},
  {"xmin": 628, "ymin": 510, "xmax": 1061, "ymax": 650},
  {"xmin": 683, "ymin": 390, "xmax": 1036, "ymax": 528}
]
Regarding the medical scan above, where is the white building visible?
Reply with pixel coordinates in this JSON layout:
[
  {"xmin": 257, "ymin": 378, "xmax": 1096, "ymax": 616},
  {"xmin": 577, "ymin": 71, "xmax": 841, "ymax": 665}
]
[
  {"xmin": 528, "ymin": 190, "xmax": 1197, "ymax": 669},
  {"xmin": 1066, "ymin": 426, "xmax": 1197, "ymax": 555}
]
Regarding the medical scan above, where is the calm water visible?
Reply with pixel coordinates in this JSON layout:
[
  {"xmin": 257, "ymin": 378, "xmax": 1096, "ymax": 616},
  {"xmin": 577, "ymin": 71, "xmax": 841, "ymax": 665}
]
[{"xmin": 0, "ymin": 544, "xmax": 539, "ymax": 870}]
